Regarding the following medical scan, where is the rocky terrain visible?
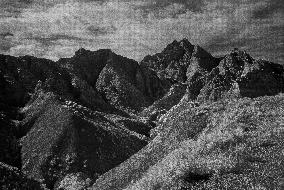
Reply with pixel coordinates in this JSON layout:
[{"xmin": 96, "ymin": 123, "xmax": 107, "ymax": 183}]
[{"xmin": 0, "ymin": 39, "xmax": 283, "ymax": 190}]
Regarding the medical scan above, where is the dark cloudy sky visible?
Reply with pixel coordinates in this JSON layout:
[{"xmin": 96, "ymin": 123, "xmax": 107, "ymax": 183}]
[{"xmin": 0, "ymin": 0, "xmax": 283, "ymax": 63}]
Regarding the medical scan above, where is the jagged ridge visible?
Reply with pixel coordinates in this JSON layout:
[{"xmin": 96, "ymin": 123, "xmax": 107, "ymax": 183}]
[{"xmin": 0, "ymin": 38, "xmax": 283, "ymax": 190}]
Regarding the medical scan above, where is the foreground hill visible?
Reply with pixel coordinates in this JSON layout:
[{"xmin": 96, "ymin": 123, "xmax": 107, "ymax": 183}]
[
  {"xmin": 92, "ymin": 94, "xmax": 284, "ymax": 190},
  {"xmin": 0, "ymin": 38, "xmax": 283, "ymax": 189}
]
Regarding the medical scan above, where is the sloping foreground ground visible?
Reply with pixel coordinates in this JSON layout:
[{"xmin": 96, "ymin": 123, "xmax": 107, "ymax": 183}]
[{"xmin": 92, "ymin": 94, "xmax": 284, "ymax": 190}]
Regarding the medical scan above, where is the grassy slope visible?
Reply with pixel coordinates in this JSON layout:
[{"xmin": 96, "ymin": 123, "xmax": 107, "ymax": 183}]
[{"xmin": 92, "ymin": 94, "xmax": 284, "ymax": 190}]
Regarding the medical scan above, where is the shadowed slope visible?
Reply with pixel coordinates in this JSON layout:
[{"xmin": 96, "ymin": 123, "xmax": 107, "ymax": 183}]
[
  {"xmin": 0, "ymin": 162, "xmax": 45, "ymax": 190},
  {"xmin": 21, "ymin": 92, "xmax": 147, "ymax": 189}
]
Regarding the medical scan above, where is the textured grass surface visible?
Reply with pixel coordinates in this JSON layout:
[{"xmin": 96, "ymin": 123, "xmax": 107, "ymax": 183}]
[{"xmin": 92, "ymin": 94, "xmax": 284, "ymax": 190}]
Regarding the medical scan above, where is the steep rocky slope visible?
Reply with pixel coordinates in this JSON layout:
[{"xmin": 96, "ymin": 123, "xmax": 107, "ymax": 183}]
[
  {"xmin": 20, "ymin": 91, "xmax": 147, "ymax": 189},
  {"xmin": 140, "ymin": 83, "xmax": 187, "ymax": 122},
  {"xmin": 0, "ymin": 38, "xmax": 283, "ymax": 190},
  {"xmin": 141, "ymin": 39, "xmax": 220, "ymax": 84},
  {"xmin": 57, "ymin": 48, "xmax": 170, "ymax": 114},
  {"xmin": 192, "ymin": 49, "xmax": 284, "ymax": 102}
]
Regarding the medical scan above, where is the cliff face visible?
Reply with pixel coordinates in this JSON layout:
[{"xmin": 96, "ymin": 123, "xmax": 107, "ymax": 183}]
[{"xmin": 0, "ymin": 39, "xmax": 283, "ymax": 190}]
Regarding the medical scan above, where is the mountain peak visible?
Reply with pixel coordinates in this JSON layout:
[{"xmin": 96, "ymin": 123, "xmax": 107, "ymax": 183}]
[
  {"xmin": 163, "ymin": 40, "xmax": 180, "ymax": 52},
  {"xmin": 230, "ymin": 48, "xmax": 254, "ymax": 63},
  {"xmin": 75, "ymin": 48, "xmax": 112, "ymax": 57},
  {"xmin": 180, "ymin": 38, "xmax": 192, "ymax": 45},
  {"xmin": 163, "ymin": 38, "xmax": 193, "ymax": 53},
  {"xmin": 75, "ymin": 48, "xmax": 91, "ymax": 56}
]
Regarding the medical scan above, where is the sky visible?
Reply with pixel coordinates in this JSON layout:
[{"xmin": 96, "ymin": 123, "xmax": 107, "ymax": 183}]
[{"xmin": 0, "ymin": 0, "xmax": 283, "ymax": 63}]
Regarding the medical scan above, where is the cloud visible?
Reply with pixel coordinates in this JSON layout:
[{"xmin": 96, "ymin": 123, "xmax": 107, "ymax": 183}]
[
  {"xmin": 132, "ymin": 0, "xmax": 205, "ymax": 18},
  {"xmin": 0, "ymin": 0, "xmax": 283, "ymax": 64},
  {"xmin": 200, "ymin": 0, "xmax": 284, "ymax": 62},
  {"xmin": 251, "ymin": 0, "xmax": 283, "ymax": 19},
  {"xmin": 87, "ymin": 25, "xmax": 117, "ymax": 36},
  {"xmin": 27, "ymin": 34, "xmax": 84, "ymax": 47}
]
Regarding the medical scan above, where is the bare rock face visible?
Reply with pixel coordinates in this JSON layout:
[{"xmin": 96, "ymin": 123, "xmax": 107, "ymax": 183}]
[
  {"xmin": 57, "ymin": 48, "xmax": 112, "ymax": 89},
  {"xmin": 56, "ymin": 49, "xmax": 122, "ymax": 113},
  {"xmin": 0, "ymin": 54, "xmax": 71, "ymax": 107},
  {"xmin": 105, "ymin": 114, "xmax": 153, "ymax": 138},
  {"xmin": 141, "ymin": 39, "xmax": 194, "ymax": 83},
  {"xmin": 140, "ymin": 83, "xmax": 187, "ymax": 122},
  {"xmin": 141, "ymin": 39, "xmax": 220, "ymax": 85},
  {"xmin": 54, "ymin": 172, "xmax": 92, "ymax": 190},
  {"xmin": 139, "ymin": 40, "xmax": 220, "ymax": 120},
  {"xmin": 68, "ymin": 74, "xmax": 115, "ymax": 113},
  {"xmin": 96, "ymin": 51, "xmax": 169, "ymax": 114},
  {"xmin": 186, "ymin": 45, "xmax": 219, "ymax": 83},
  {"xmin": 195, "ymin": 49, "xmax": 284, "ymax": 102},
  {"xmin": 141, "ymin": 40, "xmax": 283, "ymax": 104},
  {"xmin": 96, "ymin": 55, "xmax": 150, "ymax": 113},
  {"xmin": 186, "ymin": 45, "xmax": 221, "ymax": 100},
  {"xmin": 57, "ymin": 48, "xmax": 169, "ymax": 114}
]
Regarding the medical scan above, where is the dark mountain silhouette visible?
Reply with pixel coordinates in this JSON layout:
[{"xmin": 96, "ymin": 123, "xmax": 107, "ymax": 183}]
[{"xmin": 0, "ymin": 39, "xmax": 283, "ymax": 190}]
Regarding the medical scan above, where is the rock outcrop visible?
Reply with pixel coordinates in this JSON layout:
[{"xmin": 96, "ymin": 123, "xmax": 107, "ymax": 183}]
[
  {"xmin": 140, "ymin": 83, "xmax": 187, "ymax": 122},
  {"xmin": 141, "ymin": 39, "xmax": 220, "ymax": 84},
  {"xmin": 0, "ymin": 54, "xmax": 72, "ymax": 107},
  {"xmin": 96, "ymin": 51, "xmax": 169, "ymax": 114},
  {"xmin": 193, "ymin": 49, "xmax": 284, "ymax": 102},
  {"xmin": 141, "ymin": 39, "xmax": 194, "ymax": 82},
  {"xmin": 58, "ymin": 48, "xmax": 169, "ymax": 114}
]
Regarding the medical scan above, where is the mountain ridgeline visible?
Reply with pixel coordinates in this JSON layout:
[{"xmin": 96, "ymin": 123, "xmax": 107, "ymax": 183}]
[{"xmin": 0, "ymin": 39, "xmax": 283, "ymax": 190}]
